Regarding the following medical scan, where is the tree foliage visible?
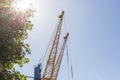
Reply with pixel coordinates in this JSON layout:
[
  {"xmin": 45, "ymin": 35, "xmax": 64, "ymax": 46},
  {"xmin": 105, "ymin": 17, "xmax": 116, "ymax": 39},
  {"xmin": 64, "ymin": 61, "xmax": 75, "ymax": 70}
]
[{"xmin": 0, "ymin": 0, "xmax": 35, "ymax": 79}]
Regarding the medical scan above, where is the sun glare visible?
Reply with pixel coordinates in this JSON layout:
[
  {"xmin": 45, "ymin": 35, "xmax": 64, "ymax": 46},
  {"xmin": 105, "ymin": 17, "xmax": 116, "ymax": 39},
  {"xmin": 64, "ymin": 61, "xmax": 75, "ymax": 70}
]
[{"xmin": 13, "ymin": 0, "xmax": 32, "ymax": 11}]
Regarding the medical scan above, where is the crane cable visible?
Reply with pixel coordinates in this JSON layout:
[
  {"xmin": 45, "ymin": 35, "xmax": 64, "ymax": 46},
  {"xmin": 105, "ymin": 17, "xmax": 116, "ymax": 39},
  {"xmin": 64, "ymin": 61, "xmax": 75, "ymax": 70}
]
[
  {"xmin": 66, "ymin": 44, "xmax": 70, "ymax": 80},
  {"xmin": 64, "ymin": 13, "xmax": 74, "ymax": 80},
  {"xmin": 69, "ymin": 37, "xmax": 74, "ymax": 80},
  {"xmin": 66, "ymin": 37, "xmax": 74, "ymax": 80},
  {"xmin": 39, "ymin": 19, "xmax": 59, "ymax": 65}
]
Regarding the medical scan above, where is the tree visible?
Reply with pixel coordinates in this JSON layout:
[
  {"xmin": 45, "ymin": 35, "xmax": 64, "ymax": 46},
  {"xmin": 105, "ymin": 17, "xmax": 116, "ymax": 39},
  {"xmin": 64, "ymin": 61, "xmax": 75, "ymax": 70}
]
[{"xmin": 0, "ymin": 0, "xmax": 35, "ymax": 79}]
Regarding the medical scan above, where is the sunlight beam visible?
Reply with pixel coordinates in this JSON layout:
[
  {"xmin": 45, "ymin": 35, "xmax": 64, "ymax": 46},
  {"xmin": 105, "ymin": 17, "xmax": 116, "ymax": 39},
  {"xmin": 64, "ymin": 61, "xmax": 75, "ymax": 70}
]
[{"xmin": 12, "ymin": 0, "xmax": 32, "ymax": 11}]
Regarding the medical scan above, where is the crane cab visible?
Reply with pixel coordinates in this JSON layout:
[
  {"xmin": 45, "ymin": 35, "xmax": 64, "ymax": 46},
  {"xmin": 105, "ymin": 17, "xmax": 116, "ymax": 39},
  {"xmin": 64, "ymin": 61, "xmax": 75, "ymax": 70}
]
[{"xmin": 34, "ymin": 64, "xmax": 42, "ymax": 80}]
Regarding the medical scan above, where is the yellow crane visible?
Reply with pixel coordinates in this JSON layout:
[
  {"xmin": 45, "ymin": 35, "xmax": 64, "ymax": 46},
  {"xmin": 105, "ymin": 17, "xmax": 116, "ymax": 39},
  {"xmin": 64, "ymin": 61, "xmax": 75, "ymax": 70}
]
[
  {"xmin": 42, "ymin": 11, "xmax": 69, "ymax": 80},
  {"xmin": 34, "ymin": 11, "xmax": 69, "ymax": 80},
  {"xmin": 52, "ymin": 33, "xmax": 69, "ymax": 80}
]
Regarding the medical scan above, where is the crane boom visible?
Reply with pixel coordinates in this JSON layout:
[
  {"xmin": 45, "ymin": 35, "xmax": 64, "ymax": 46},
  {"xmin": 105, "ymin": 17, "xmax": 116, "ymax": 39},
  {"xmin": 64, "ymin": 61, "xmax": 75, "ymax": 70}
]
[
  {"xmin": 42, "ymin": 11, "xmax": 64, "ymax": 80},
  {"xmin": 52, "ymin": 33, "xmax": 69, "ymax": 80}
]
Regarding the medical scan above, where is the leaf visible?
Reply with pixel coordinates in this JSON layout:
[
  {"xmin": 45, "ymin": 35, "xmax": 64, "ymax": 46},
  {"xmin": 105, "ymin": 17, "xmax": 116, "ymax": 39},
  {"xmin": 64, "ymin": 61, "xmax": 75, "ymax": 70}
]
[{"xmin": 0, "ymin": 62, "xmax": 3, "ymax": 72}]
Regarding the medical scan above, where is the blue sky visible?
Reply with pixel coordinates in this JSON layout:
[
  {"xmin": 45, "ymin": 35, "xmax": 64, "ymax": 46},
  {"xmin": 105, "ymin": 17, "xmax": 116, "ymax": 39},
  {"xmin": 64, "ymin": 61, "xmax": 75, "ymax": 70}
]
[{"xmin": 16, "ymin": 0, "xmax": 120, "ymax": 80}]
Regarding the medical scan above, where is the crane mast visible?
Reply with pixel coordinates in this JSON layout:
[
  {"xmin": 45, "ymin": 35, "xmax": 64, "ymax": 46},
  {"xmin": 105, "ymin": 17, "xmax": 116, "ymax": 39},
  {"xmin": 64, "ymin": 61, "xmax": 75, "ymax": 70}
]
[
  {"xmin": 52, "ymin": 33, "xmax": 69, "ymax": 80},
  {"xmin": 42, "ymin": 11, "xmax": 64, "ymax": 80}
]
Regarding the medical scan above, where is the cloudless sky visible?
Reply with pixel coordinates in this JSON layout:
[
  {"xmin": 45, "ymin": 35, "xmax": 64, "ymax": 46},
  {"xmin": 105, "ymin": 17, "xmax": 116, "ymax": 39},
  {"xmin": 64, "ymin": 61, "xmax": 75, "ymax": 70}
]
[{"xmin": 16, "ymin": 0, "xmax": 120, "ymax": 80}]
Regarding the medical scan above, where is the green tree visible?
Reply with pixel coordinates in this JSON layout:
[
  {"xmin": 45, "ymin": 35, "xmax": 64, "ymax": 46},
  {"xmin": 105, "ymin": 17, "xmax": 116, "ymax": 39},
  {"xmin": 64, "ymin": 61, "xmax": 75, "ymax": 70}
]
[{"xmin": 0, "ymin": 0, "xmax": 35, "ymax": 79}]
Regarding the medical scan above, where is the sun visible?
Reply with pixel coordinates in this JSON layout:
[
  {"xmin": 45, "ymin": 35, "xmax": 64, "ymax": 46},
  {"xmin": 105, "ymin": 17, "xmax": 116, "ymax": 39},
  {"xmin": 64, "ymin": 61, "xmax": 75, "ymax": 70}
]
[{"xmin": 12, "ymin": 0, "xmax": 32, "ymax": 11}]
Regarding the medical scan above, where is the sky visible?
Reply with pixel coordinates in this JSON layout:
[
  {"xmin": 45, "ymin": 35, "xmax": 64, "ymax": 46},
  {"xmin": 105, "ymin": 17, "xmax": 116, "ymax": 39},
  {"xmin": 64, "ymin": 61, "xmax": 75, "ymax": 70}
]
[{"xmin": 16, "ymin": 0, "xmax": 120, "ymax": 80}]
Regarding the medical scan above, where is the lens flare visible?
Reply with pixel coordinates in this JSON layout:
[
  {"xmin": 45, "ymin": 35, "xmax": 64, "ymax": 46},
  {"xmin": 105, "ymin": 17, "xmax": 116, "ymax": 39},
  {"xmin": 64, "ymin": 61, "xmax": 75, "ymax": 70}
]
[{"xmin": 12, "ymin": 0, "xmax": 32, "ymax": 11}]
